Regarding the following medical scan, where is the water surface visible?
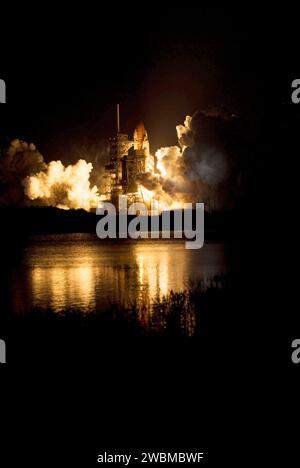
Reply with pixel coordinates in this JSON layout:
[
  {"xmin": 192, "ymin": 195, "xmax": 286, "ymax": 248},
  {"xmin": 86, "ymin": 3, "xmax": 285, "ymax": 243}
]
[{"xmin": 9, "ymin": 233, "xmax": 229, "ymax": 313}]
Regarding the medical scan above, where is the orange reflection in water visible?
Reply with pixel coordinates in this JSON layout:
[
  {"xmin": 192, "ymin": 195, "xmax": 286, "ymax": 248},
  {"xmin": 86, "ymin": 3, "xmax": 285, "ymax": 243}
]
[
  {"xmin": 30, "ymin": 264, "xmax": 96, "ymax": 312},
  {"xmin": 13, "ymin": 234, "xmax": 228, "ymax": 314},
  {"xmin": 135, "ymin": 245, "xmax": 187, "ymax": 299}
]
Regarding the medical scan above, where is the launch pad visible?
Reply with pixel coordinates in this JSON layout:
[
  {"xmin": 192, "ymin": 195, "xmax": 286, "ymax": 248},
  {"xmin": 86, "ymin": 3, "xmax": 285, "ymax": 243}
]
[{"xmin": 104, "ymin": 104, "xmax": 156, "ymax": 209}]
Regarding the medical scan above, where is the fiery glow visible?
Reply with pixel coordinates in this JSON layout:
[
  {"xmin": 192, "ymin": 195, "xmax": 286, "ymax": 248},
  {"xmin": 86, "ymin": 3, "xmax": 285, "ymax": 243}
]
[
  {"xmin": 138, "ymin": 185, "xmax": 155, "ymax": 204},
  {"xmin": 156, "ymin": 146, "xmax": 182, "ymax": 179},
  {"xmin": 155, "ymin": 149, "xmax": 168, "ymax": 177},
  {"xmin": 0, "ymin": 113, "xmax": 228, "ymax": 211},
  {"xmin": 24, "ymin": 159, "xmax": 101, "ymax": 210},
  {"xmin": 137, "ymin": 113, "xmax": 228, "ymax": 211}
]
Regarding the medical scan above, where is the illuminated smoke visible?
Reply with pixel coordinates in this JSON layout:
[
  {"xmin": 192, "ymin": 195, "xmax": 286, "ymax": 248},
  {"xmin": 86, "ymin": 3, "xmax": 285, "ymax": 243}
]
[
  {"xmin": 0, "ymin": 110, "xmax": 233, "ymax": 212},
  {"xmin": 137, "ymin": 112, "xmax": 230, "ymax": 210},
  {"xmin": 0, "ymin": 139, "xmax": 101, "ymax": 210},
  {"xmin": 0, "ymin": 139, "xmax": 46, "ymax": 205},
  {"xmin": 136, "ymin": 146, "xmax": 191, "ymax": 210},
  {"xmin": 23, "ymin": 159, "xmax": 100, "ymax": 210},
  {"xmin": 177, "ymin": 112, "xmax": 228, "ymax": 185}
]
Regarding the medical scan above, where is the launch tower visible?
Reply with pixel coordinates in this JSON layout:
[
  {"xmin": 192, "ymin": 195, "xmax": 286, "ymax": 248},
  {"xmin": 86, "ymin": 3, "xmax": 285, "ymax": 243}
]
[{"xmin": 104, "ymin": 105, "xmax": 156, "ymax": 206}]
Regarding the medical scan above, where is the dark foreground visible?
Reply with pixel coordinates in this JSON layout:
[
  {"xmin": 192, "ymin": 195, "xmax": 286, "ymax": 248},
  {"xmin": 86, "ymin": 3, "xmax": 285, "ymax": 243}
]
[{"xmin": 1, "ymin": 278, "xmax": 229, "ymax": 363}]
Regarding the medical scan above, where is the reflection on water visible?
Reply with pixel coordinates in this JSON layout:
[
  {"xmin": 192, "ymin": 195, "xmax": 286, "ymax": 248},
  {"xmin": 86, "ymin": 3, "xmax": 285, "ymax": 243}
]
[{"xmin": 11, "ymin": 233, "xmax": 229, "ymax": 313}]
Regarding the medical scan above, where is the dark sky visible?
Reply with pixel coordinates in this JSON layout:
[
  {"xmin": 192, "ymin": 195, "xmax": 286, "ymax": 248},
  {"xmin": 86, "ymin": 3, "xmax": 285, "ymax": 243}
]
[{"xmin": 0, "ymin": 5, "xmax": 298, "ymax": 163}]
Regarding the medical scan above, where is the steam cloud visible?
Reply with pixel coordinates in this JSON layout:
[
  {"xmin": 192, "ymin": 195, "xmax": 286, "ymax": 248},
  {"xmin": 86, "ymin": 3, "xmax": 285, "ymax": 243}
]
[
  {"xmin": 0, "ymin": 139, "xmax": 45, "ymax": 206},
  {"xmin": 0, "ymin": 110, "xmax": 235, "ymax": 211},
  {"xmin": 0, "ymin": 139, "xmax": 100, "ymax": 210},
  {"xmin": 24, "ymin": 159, "xmax": 100, "ymax": 210},
  {"xmin": 138, "ymin": 111, "xmax": 232, "ymax": 210}
]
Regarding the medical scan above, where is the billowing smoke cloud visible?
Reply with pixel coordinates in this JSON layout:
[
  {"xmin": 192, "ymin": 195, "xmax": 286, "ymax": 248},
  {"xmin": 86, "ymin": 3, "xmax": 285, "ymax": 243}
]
[
  {"xmin": 136, "ymin": 146, "xmax": 192, "ymax": 209},
  {"xmin": 0, "ymin": 139, "xmax": 46, "ymax": 205},
  {"xmin": 55, "ymin": 140, "xmax": 108, "ymax": 194},
  {"xmin": 23, "ymin": 159, "xmax": 100, "ymax": 210},
  {"xmin": 177, "ymin": 114, "xmax": 228, "ymax": 185},
  {"xmin": 0, "ymin": 139, "xmax": 100, "ymax": 210},
  {"xmin": 0, "ymin": 110, "xmax": 236, "ymax": 212},
  {"xmin": 138, "ymin": 111, "xmax": 233, "ymax": 210}
]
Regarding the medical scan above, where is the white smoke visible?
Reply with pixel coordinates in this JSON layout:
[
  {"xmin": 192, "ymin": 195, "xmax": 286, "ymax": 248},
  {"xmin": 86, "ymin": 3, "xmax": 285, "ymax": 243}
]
[
  {"xmin": 0, "ymin": 139, "xmax": 101, "ymax": 210},
  {"xmin": 137, "ymin": 112, "xmax": 230, "ymax": 210},
  {"xmin": 0, "ymin": 111, "xmax": 233, "ymax": 212},
  {"xmin": 178, "ymin": 113, "xmax": 228, "ymax": 186},
  {"xmin": 0, "ymin": 139, "xmax": 46, "ymax": 205},
  {"xmin": 23, "ymin": 159, "xmax": 100, "ymax": 210},
  {"xmin": 176, "ymin": 115, "xmax": 194, "ymax": 148}
]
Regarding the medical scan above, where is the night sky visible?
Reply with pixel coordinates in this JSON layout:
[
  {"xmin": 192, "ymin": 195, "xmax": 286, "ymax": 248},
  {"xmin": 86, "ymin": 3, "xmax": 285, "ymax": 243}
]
[{"xmin": 1, "ymin": 6, "xmax": 297, "ymax": 163}]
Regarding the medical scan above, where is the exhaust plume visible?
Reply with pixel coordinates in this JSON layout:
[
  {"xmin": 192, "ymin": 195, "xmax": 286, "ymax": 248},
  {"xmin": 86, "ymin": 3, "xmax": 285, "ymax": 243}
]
[
  {"xmin": 137, "ymin": 111, "xmax": 231, "ymax": 210},
  {"xmin": 0, "ymin": 139, "xmax": 100, "ymax": 210},
  {"xmin": 0, "ymin": 109, "xmax": 235, "ymax": 211},
  {"xmin": 23, "ymin": 159, "xmax": 100, "ymax": 210}
]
